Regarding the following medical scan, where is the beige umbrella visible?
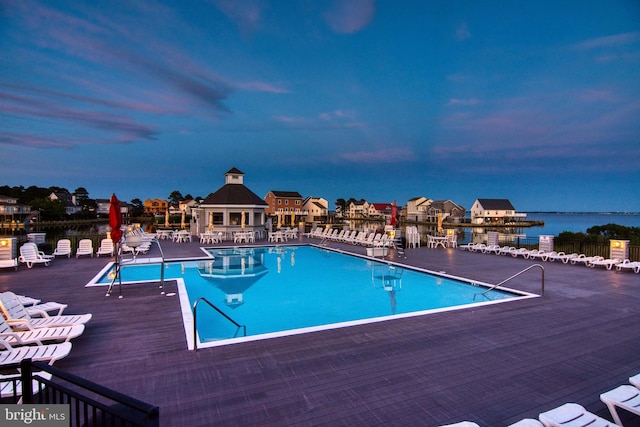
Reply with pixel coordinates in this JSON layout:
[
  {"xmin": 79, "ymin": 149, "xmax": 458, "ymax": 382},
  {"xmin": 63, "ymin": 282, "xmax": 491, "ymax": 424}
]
[
  {"xmin": 291, "ymin": 211, "xmax": 295, "ymax": 226},
  {"xmin": 165, "ymin": 210, "xmax": 169, "ymax": 228},
  {"xmin": 208, "ymin": 211, "xmax": 214, "ymax": 230},
  {"xmin": 241, "ymin": 211, "xmax": 246, "ymax": 229},
  {"xmin": 181, "ymin": 210, "xmax": 186, "ymax": 229},
  {"xmin": 437, "ymin": 213, "xmax": 443, "ymax": 234},
  {"xmin": 277, "ymin": 212, "xmax": 282, "ymax": 229}
]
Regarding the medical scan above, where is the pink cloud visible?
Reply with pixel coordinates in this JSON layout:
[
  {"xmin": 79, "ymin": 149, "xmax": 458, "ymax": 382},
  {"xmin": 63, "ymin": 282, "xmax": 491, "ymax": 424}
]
[
  {"xmin": 324, "ymin": 0, "xmax": 375, "ymax": 34},
  {"xmin": 210, "ymin": 0, "xmax": 265, "ymax": 32},
  {"xmin": 447, "ymin": 98, "xmax": 480, "ymax": 106}
]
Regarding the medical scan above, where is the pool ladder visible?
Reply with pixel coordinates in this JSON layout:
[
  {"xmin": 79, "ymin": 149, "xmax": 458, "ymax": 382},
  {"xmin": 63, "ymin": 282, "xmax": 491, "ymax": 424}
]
[
  {"xmin": 192, "ymin": 297, "xmax": 246, "ymax": 352},
  {"xmin": 475, "ymin": 264, "xmax": 545, "ymax": 299}
]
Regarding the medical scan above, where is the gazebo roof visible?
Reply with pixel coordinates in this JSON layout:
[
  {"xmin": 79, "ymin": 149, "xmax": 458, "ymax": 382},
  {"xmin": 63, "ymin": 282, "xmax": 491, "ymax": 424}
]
[{"xmin": 202, "ymin": 184, "xmax": 267, "ymax": 206}]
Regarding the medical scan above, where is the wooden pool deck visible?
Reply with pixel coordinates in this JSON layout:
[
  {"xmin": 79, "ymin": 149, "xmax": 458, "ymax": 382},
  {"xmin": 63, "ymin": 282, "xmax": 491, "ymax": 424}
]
[{"xmin": 1, "ymin": 236, "xmax": 639, "ymax": 426}]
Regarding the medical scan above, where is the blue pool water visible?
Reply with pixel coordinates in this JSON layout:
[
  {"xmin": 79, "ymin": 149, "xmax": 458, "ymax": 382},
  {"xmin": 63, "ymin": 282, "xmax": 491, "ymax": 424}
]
[{"xmin": 93, "ymin": 245, "xmax": 525, "ymax": 346}]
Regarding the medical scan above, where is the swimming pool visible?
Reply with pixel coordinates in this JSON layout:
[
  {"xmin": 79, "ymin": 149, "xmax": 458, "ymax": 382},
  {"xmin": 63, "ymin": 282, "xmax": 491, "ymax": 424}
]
[{"xmin": 89, "ymin": 245, "xmax": 534, "ymax": 348}]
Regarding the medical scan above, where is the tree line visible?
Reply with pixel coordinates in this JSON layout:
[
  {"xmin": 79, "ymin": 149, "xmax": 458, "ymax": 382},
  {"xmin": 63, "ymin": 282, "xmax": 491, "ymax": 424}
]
[{"xmin": 1, "ymin": 185, "xmax": 201, "ymax": 222}]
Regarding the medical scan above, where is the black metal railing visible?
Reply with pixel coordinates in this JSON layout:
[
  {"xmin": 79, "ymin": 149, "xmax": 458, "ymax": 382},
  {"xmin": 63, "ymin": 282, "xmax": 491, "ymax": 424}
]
[{"xmin": 0, "ymin": 360, "xmax": 159, "ymax": 426}]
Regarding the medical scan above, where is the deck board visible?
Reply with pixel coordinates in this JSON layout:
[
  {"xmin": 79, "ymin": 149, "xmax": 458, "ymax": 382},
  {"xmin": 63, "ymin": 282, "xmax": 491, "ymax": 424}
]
[{"xmin": 1, "ymin": 236, "xmax": 639, "ymax": 426}]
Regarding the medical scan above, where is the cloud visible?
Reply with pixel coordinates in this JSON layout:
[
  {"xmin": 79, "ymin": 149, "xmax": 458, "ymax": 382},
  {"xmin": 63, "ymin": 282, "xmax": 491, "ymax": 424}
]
[
  {"xmin": 339, "ymin": 147, "xmax": 414, "ymax": 163},
  {"xmin": 574, "ymin": 31, "xmax": 640, "ymax": 50},
  {"xmin": 456, "ymin": 22, "xmax": 471, "ymax": 41},
  {"xmin": 447, "ymin": 98, "xmax": 480, "ymax": 106},
  {"xmin": 324, "ymin": 0, "xmax": 375, "ymax": 34},
  {"xmin": 210, "ymin": 0, "xmax": 265, "ymax": 32}
]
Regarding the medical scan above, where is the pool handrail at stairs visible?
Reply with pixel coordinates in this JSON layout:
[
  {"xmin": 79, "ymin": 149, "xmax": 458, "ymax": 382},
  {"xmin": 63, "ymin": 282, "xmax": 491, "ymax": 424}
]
[
  {"xmin": 192, "ymin": 297, "xmax": 246, "ymax": 352},
  {"xmin": 480, "ymin": 263, "xmax": 545, "ymax": 296}
]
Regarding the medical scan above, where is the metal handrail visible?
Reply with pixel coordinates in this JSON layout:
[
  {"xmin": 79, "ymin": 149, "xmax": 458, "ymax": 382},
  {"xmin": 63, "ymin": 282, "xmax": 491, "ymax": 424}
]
[
  {"xmin": 481, "ymin": 263, "xmax": 545, "ymax": 296},
  {"xmin": 192, "ymin": 297, "xmax": 246, "ymax": 352}
]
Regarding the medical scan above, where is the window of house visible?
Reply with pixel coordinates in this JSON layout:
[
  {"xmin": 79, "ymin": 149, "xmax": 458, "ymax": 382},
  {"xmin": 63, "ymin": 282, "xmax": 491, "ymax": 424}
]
[
  {"xmin": 278, "ymin": 200, "xmax": 281, "ymax": 205},
  {"xmin": 295, "ymin": 200, "xmax": 300, "ymax": 205},
  {"xmin": 285, "ymin": 200, "xmax": 289, "ymax": 205},
  {"xmin": 212, "ymin": 212, "xmax": 223, "ymax": 225},
  {"xmin": 229, "ymin": 212, "xmax": 242, "ymax": 226}
]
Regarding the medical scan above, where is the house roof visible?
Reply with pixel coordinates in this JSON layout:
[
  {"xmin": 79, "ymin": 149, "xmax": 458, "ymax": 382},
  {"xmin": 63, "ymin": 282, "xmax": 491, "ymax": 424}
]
[
  {"xmin": 476, "ymin": 198, "xmax": 515, "ymax": 210},
  {"xmin": 269, "ymin": 191, "xmax": 303, "ymax": 198},
  {"xmin": 371, "ymin": 203, "xmax": 392, "ymax": 211},
  {"xmin": 203, "ymin": 184, "xmax": 267, "ymax": 206}
]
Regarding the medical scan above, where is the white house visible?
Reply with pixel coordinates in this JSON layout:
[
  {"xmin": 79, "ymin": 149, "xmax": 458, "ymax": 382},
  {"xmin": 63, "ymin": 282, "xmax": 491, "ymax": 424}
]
[
  {"xmin": 302, "ymin": 197, "xmax": 328, "ymax": 223},
  {"xmin": 470, "ymin": 199, "xmax": 526, "ymax": 224},
  {"xmin": 406, "ymin": 197, "xmax": 433, "ymax": 222}
]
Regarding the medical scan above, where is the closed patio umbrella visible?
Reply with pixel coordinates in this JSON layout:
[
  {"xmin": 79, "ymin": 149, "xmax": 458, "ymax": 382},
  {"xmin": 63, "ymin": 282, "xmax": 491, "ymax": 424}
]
[
  {"xmin": 165, "ymin": 210, "xmax": 169, "ymax": 228},
  {"xmin": 181, "ymin": 210, "xmax": 186, "ymax": 229},
  {"xmin": 109, "ymin": 194, "xmax": 123, "ymax": 245},
  {"xmin": 437, "ymin": 213, "xmax": 443, "ymax": 233},
  {"xmin": 291, "ymin": 211, "xmax": 295, "ymax": 226},
  {"xmin": 390, "ymin": 201, "xmax": 397, "ymax": 227},
  {"xmin": 208, "ymin": 211, "xmax": 214, "ymax": 230},
  {"xmin": 277, "ymin": 213, "xmax": 282, "ymax": 229},
  {"xmin": 241, "ymin": 211, "xmax": 246, "ymax": 229}
]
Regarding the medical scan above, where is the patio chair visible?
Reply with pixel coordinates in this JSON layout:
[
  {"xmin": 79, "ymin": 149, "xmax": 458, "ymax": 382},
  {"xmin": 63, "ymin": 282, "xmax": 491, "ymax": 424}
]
[
  {"xmin": 600, "ymin": 384, "xmax": 640, "ymax": 426},
  {"xmin": 18, "ymin": 243, "xmax": 51, "ymax": 268},
  {"xmin": 76, "ymin": 239, "xmax": 94, "ymax": 258},
  {"xmin": 0, "ymin": 291, "xmax": 91, "ymax": 330},
  {"xmin": 507, "ymin": 420, "xmax": 544, "ymax": 427},
  {"xmin": 538, "ymin": 402, "xmax": 619, "ymax": 427},
  {"xmin": 615, "ymin": 259, "xmax": 640, "ymax": 274},
  {"xmin": 509, "ymin": 248, "xmax": 529, "ymax": 258},
  {"xmin": 96, "ymin": 238, "xmax": 114, "ymax": 257},
  {"xmin": 588, "ymin": 258, "xmax": 623, "ymax": 270},
  {"xmin": 0, "ymin": 314, "xmax": 84, "ymax": 346},
  {"xmin": 0, "ymin": 339, "xmax": 72, "ymax": 366},
  {"xmin": 630, "ymin": 373, "xmax": 640, "ymax": 388},
  {"xmin": 52, "ymin": 239, "xmax": 72, "ymax": 258},
  {"xmin": 545, "ymin": 252, "xmax": 578, "ymax": 264},
  {"xmin": 0, "ymin": 372, "xmax": 52, "ymax": 403},
  {"xmin": 10, "ymin": 293, "xmax": 67, "ymax": 316},
  {"xmin": 438, "ymin": 422, "xmax": 480, "ymax": 427},
  {"xmin": 570, "ymin": 254, "xmax": 604, "ymax": 266}
]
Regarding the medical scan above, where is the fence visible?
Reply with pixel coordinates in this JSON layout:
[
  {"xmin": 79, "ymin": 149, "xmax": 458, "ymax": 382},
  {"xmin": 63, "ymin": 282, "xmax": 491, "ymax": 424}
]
[{"xmin": 1, "ymin": 360, "xmax": 159, "ymax": 426}]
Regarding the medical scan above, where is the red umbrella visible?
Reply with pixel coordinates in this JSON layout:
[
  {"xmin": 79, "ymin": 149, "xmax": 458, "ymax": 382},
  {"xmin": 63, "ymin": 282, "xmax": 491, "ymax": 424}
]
[
  {"xmin": 109, "ymin": 193, "xmax": 123, "ymax": 244},
  {"xmin": 390, "ymin": 201, "xmax": 397, "ymax": 226}
]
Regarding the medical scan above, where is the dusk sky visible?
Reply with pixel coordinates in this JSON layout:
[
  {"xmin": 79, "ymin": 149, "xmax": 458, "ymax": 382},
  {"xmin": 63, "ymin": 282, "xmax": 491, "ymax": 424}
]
[{"xmin": 2, "ymin": 1, "xmax": 639, "ymax": 212}]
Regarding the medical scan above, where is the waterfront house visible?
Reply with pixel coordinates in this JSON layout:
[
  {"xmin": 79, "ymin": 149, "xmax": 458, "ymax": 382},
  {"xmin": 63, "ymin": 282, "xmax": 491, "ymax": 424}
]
[
  {"xmin": 348, "ymin": 200, "xmax": 370, "ymax": 218},
  {"xmin": 470, "ymin": 198, "xmax": 526, "ymax": 224},
  {"xmin": 0, "ymin": 195, "xmax": 31, "ymax": 223},
  {"xmin": 429, "ymin": 200, "xmax": 466, "ymax": 223},
  {"xmin": 195, "ymin": 168, "xmax": 268, "ymax": 236},
  {"xmin": 95, "ymin": 199, "xmax": 129, "ymax": 218},
  {"xmin": 406, "ymin": 196, "xmax": 433, "ymax": 222},
  {"xmin": 144, "ymin": 199, "xmax": 168, "ymax": 215},
  {"xmin": 49, "ymin": 191, "xmax": 82, "ymax": 216},
  {"xmin": 370, "ymin": 203, "xmax": 394, "ymax": 221},
  {"xmin": 302, "ymin": 197, "xmax": 328, "ymax": 224}
]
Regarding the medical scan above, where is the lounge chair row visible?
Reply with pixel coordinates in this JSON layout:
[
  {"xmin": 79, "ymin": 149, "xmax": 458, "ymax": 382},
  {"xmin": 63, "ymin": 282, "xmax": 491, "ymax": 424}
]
[
  {"xmin": 440, "ymin": 371, "xmax": 640, "ymax": 426},
  {"xmin": 311, "ymin": 228, "xmax": 396, "ymax": 247},
  {"xmin": 458, "ymin": 244, "xmax": 639, "ymax": 273},
  {"xmin": 0, "ymin": 291, "xmax": 92, "ymax": 401}
]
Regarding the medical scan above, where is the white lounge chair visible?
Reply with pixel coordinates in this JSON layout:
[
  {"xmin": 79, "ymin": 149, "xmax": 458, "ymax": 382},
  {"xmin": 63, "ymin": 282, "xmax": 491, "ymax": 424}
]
[
  {"xmin": 18, "ymin": 243, "xmax": 51, "ymax": 268},
  {"xmin": 600, "ymin": 384, "xmax": 640, "ymax": 426},
  {"xmin": 96, "ymin": 238, "xmax": 114, "ymax": 257},
  {"xmin": 630, "ymin": 373, "xmax": 640, "ymax": 388},
  {"xmin": 0, "ymin": 314, "xmax": 84, "ymax": 346},
  {"xmin": 588, "ymin": 258, "xmax": 622, "ymax": 270},
  {"xmin": 0, "ymin": 291, "xmax": 91, "ymax": 330},
  {"xmin": 438, "ymin": 422, "xmax": 480, "ymax": 427},
  {"xmin": 538, "ymin": 402, "xmax": 619, "ymax": 427},
  {"xmin": 0, "ymin": 372, "xmax": 52, "ymax": 403},
  {"xmin": 615, "ymin": 259, "xmax": 640, "ymax": 274},
  {"xmin": 0, "ymin": 339, "xmax": 72, "ymax": 366},
  {"xmin": 570, "ymin": 255, "xmax": 604, "ymax": 266},
  {"xmin": 498, "ymin": 246, "xmax": 516, "ymax": 256},
  {"xmin": 52, "ymin": 239, "xmax": 72, "ymax": 258},
  {"xmin": 525, "ymin": 250, "xmax": 548, "ymax": 260},
  {"xmin": 507, "ymin": 419, "xmax": 544, "ymax": 427},
  {"xmin": 481, "ymin": 244, "xmax": 501, "ymax": 254},
  {"xmin": 545, "ymin": 252, "xmax": 578, "ymax": 264},
  {"xmin": 510, "ymin": 248, "xmax": 529, "ymax": 258},
  {"xmin": 76, "ymin": 239, "xmax": 94, "ymax": 258},
  {"xmin": 10, "ymin": 293, "xmax": 66, "ymax": 316}
]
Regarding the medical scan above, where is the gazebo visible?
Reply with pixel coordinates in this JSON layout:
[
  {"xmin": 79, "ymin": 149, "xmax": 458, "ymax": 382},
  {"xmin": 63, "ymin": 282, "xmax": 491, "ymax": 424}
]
[{"xmin": 194, "ymin": 168, "xmax": 268, "ymax": 240}]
